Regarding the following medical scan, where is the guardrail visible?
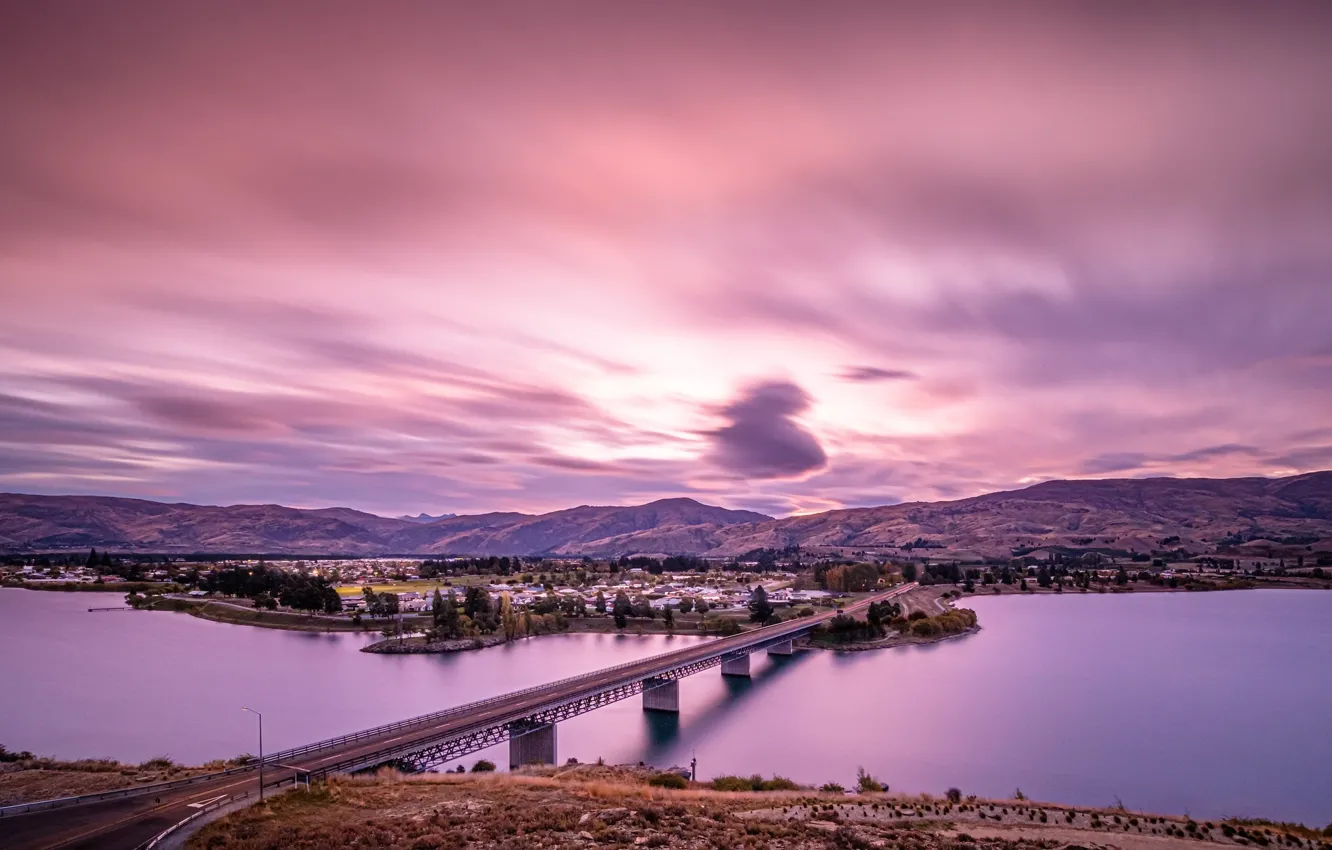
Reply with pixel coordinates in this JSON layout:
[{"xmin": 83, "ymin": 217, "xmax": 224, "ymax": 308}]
[
  {"xmin": 3, "ymin": 584, "xmax": 915, "ymax": 819},
  {"xmin": 0, "ymin": 762, "xmax": 265, "ymax": 819},
  {"xmin": 136, "ymin": 789, "xmax": 251, "ymax": 850}
]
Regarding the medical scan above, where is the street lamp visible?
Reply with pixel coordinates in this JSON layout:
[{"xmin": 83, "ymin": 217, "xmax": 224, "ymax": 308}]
[{"xmin": 241, "ymin": 707, "xmax": 263, "ymax": 800}]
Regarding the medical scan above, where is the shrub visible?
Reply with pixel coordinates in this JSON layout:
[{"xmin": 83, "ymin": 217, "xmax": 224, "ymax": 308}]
[
  {"xmin": 471, "ymin": 759, "xmax": 496, "ymax": 772},
  {"xmin": 0, "ymin": 746, "xmax": 36, "ymax": 763},
  {"xmin": 700, "ymin": 615, "xmax": 742, "ymax": 636},
  {"xmin": 911, "ymin": 619, "xmax": 940, "ymax": 637},
  {"xmin": 821, "ymin": 783, "xmax": 845, "ymax": 793},
  {"xmin": 648, "ymin": 772, "xmax": 688, "ymax": 789},
  {"xmin": 907, "ymin": 610, "xmax": 928, "ymax": 621},
  {"xmin": 946, "ymin": 787, "xmax": 963, "ymax": 803},
  {"xmin": 711, "ymin": 775, "xmax": 754, "ymax": 792},
  {"xmin": 856, "ymin": 767, "xmax": 885, "ymax": 793},
  {"xmin": 139, "ymin": 756, "xmax": 175, "ymax": 771},
  {"xmin": 711, "ymin": 774, "xmax": 799, "ymax": 792}
]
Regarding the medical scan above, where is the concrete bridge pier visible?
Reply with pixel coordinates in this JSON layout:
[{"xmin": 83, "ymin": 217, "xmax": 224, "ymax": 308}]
[
  {"xmin": 509, "ymin": 720, "xmax": 557, "ymax": 769},
  {"xmin": 720, "ymin": 654, "xmax": 751, "ymax": 677},
  {"xmin": 767, "ymin": 640, "xmax": 794, "ymax": 656},
  {"xmin": 642, "ymin": 677, "xmax": 680, "ymax": 712}
]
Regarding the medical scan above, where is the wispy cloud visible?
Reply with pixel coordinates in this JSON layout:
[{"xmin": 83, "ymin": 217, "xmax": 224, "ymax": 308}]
[{"xmin": 1, "ymin": 1, "xmax": 1330, "ymax": 515}]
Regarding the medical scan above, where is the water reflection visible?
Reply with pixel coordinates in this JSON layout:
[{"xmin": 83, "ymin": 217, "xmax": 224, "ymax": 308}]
[{"xmin": 639, "ymin": 651, "xmax": 812, "ymax": 765}]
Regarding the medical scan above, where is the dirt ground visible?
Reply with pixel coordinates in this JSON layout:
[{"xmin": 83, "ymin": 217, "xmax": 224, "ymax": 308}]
[{"xmin": 185, "ymin": 769, "xmax": 1332, "ymax": 850}]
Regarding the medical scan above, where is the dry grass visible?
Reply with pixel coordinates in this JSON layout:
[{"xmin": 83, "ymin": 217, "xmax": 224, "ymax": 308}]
[
  {"xmin": 0, "ymin": 756, "xmax": 209, "ymax": 806},
  {"xmin": 185, "ymin": 770, "xmax": 1332, "ymax": 850}
]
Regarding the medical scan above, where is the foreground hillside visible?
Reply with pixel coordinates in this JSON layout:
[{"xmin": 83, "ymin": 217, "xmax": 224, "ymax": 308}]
[
  {"xmin": 187, "ymin": 768, "xmax": 1332, "ymax": 850},
  {"xmin": 1, "ymin": 472, "xmax": 1329, "ymax": 557}
]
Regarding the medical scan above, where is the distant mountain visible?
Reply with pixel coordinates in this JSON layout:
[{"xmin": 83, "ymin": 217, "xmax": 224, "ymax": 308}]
[
  {"xmin": 1, "ymin": 473, "xmax": 1328, "ymax": 557},
  {"xmin": 396, "ymin": 512, "xmax": 457, "ymax": 524},
  {"xmin": 704, "ymin": 472, "xmax": 1332, "ymax": 559},
  {"xmin": 0, "ymin": 494, "xmax": 767, "ymax": 556}
]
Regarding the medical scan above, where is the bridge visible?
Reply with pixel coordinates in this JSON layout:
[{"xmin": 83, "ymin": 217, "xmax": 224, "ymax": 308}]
[{"xmin": 1, "ymin": 584, "xmax": 915, "ymax": 850}]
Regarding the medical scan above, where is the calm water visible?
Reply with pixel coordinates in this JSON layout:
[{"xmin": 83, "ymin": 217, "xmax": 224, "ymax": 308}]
[{"xmin": 2, "ymin": 588, "xmax": 1330, "ymax": 825}]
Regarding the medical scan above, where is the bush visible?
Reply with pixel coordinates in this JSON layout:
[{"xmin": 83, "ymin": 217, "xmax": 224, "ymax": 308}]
[
  {"xmin": 0, "ymin": 745, "xmax": 36, "ymax": 763},
  {"xmin": 711, "ymin": 774, "xmax": 800, "ymax": 792},
  {"xmin": 700, "ymin": 615, "xmax": 742, "ymax": 636},
  {"xmin": 821, "ymin": 782, "xmax": 845, "ymax": 793},
  {"xmin": 911, "ymin": 619, "xmax": 940, "ymax": 637},
  {"xmin": 907, "ymin": 610, "xmax": 928, "ymax": 621},
  {"xmin": 139, "ymin": 756, "xmax": 175, "ymax": 771},
  {"xmin": 648, "ymin": 772, "xmax": 689, "ymax": 789},
  {"xmin": 856, "ymin": 767, "xmax": 885, "ymax": 793},
  {"xmin": 946, "ymin": 787, "xmax": 963, "ymax": 803},
  {"xmin": 470, "ymin": 759, "xmax": 496, "ymax": 772}
]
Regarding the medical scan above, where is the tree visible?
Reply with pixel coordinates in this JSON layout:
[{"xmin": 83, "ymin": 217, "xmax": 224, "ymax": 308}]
[
  {"xmin": 438, "ymin": 590, "xmax": 461, "ymax": 638},
  {"xmin": 663, "ymin": 606, "xmax": 675, "ymax": 631},
  {"xmin": 748, "ymin": 585, "xmax": 773, "ymax": 623},
  {"xmin": 322, "ymin": 584, "xmax": 342, "ymax": 614},
  {"xmin": 362, "ymin": 587, "xmax": 380, "ymax": 618},
  {"xmin": 901, "ymin": 563, "xmax": 918, "ymax": 583},
  {"xmin": 677, "ymin": 596, "xmax": 694, "ymax": 614},
  {"xmin": 431, "ymin": 589, "xmax": 445, "ymax": 627},
  {"xmin": 86, "ymin": 548, "xmax": 99, "ymax": 569},
  {"xmin": 594, "ymin": 590, "xmax": 607, "ymax": 614},
  {"xmin": 464, "ymin": 587, "xmax": 489, "ymax": 618},
  {"xmin": 612, "ymin": 591, "xmax": 631, "ymax": 629},
  {"xmin": 499, "ymin": 593, "xmax": 520, "ymax": 641}
]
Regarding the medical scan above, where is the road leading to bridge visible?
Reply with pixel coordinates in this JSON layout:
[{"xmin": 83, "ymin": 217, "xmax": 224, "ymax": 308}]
[{"xmin": 2, "ymin": 583, "xmax": 916, "ymax": 850}]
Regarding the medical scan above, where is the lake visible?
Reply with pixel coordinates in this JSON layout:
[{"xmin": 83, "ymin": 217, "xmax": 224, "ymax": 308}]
[{"xmin": 2, "ymin": 587, "xmax": 1329, "ymax": 825}]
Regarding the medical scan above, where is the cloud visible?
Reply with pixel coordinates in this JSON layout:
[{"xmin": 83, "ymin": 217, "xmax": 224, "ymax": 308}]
[
  {"xmin": 707, "ymin": 381, "xmax": 827, "ymax": 479},
  {"xmin": 1, "ymin": 2, "xmax": 1331, "ymax": 516},
  {"xmin": 1077, "ymin": 453, "xmax": 1152, "ymax": 475},
  {"xmin": 839, "ymin": 366, "xmax": 918, "ymax": 383}
]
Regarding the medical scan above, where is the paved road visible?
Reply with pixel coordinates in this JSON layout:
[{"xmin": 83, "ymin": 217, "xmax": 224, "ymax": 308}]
[{"xmin": 3, "ymin": 584, "xmax": 914, "ymax": 850}]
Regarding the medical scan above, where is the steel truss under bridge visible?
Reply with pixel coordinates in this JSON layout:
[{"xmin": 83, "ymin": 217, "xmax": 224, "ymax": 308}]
[{"xmin": 335, "ymin": 625, "xmax": 817, "ymax": 774}]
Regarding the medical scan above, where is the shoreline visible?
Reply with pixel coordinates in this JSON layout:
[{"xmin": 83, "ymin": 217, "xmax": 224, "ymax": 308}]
[
  {"xmin": 808, "ymin": 623, "xmax": 982, "ymax": 652},
  {"xmin": 13, "ymin": 577, "xmax": 1324, "ymax": 640}
]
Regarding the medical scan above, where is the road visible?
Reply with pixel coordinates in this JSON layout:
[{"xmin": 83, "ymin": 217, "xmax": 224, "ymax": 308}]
[{"xmin": 3, "ymin": 584, "xmax": 914, "ymax": 850}]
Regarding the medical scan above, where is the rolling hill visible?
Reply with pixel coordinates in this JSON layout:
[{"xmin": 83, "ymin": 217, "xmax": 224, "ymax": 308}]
[{"xmin": 0, "ymin": 472, "xmax": 1329, "ymax": 558}]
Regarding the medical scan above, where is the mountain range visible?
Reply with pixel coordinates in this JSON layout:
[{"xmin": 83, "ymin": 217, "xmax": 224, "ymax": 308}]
[{"xmin": 1, "ymin": 471, "xmax": 1329, "ymax": 559}]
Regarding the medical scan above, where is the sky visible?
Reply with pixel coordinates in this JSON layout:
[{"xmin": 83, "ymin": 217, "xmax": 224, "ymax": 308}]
[{"xmin": 2, "ymin": 1, "xmax": 1331, "ymax": 518}]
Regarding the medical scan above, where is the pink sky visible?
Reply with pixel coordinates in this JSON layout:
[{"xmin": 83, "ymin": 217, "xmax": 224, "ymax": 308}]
[{"xmin": 2, "ymin": 1, "xmax": 1331, "ymax": 517}]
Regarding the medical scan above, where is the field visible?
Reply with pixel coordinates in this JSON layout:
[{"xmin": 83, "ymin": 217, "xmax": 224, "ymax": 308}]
[{"xmin": 334, "ymin": 580, "xmax": 453, "ymax": 597}]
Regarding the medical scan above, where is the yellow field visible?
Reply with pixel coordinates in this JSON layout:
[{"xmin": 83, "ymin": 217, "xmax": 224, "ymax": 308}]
[{"xmin": 334, "ymin": 581, "xmax": 452, "ymax": 597}]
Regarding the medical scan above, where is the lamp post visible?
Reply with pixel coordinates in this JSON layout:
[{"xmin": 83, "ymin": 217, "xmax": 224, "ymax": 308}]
[{"xmin": 241, "ymin": 707, "xmax": 263, "ymax": 800}]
